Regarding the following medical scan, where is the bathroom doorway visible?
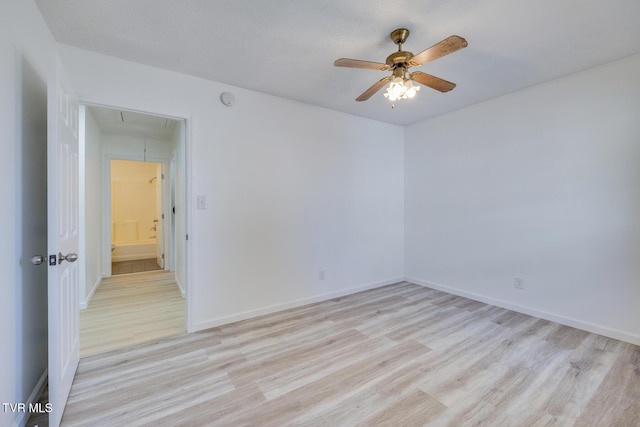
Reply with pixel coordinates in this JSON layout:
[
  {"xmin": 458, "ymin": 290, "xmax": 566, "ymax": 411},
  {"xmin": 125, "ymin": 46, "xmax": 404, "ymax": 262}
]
[{"xmin": 110, "ymin": 159, "xmax": 165, "ymax": 275}]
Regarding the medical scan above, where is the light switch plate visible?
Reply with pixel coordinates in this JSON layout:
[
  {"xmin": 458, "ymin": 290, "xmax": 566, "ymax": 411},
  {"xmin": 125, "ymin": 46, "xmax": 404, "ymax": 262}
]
[{"xmin": 197, "ymin": 195, "xmax": 206, "ymax": 209}]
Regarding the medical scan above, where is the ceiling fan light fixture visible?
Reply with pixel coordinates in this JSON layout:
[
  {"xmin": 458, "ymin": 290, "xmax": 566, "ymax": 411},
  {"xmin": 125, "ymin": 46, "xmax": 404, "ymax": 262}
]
[
  {"xmin": 334, "ymin": 28, "xmax": 467, "ymax": 103},
  {"xmin": 383, "ymin": 74, "xmax": 420, "ymax": 101}
]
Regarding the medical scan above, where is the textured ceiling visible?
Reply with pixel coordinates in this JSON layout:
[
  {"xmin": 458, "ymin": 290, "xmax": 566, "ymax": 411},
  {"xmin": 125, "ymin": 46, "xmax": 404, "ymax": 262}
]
[
  {"xmin": 87, "ymin": 105, "xmax": 178, "ymax": 140},
  {"xmin": 36, "ymin": 0, "xmax": 640, "ymax": 126}
]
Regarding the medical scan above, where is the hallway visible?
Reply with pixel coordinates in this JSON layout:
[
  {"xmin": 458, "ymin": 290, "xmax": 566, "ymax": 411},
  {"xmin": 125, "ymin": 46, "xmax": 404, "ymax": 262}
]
[{"xmin": 80, "ymin": 271, "xmax": 185, "ymax": 357}]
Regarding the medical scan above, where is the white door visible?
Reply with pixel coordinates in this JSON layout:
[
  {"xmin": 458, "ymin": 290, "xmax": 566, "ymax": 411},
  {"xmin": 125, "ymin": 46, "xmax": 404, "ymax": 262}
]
[
  {"xmin": 47, "ymin": 58, "xmax": 80, "ymax": 427},
  {"xmin": 155, "ymin": 165, "xmax": 164, "ymax": 269}
]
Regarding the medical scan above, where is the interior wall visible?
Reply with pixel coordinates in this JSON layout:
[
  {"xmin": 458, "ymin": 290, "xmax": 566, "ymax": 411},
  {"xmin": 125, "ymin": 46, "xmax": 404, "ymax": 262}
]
[
  {"xmin": 17, "ymin": 49, "xmax": 49, "ymax": 425},
  {"xmin": 405, "ymin": 53, "xmax": 640, "ymax": 344},
  {"xmin": 0, "ymin": 0, "xmax": 56, "ymax": 425},
  {"xmin": 58, "ymin": 44, "xmax": 405, "ymax": 331},
  {"xmin": 81, "ymin": 106, "xmax": 102, "ymax": 308},
  {"xmin": 101, "ymin": 133, "xmax": 174, "ymax": 159}
]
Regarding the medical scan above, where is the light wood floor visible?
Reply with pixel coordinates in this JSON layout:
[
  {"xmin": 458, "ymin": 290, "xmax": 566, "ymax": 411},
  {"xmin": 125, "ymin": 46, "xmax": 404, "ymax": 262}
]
[
  {"xmin": 64, "ymin": 282, "xmax": 640, "ymax": 426},
  {"xmin": 111, "ymin": 258, "xmax": 162, "ymax": 275},
  {"xmin": 80, "ymin": 271, "xmax": 185, "ymax": 358}
]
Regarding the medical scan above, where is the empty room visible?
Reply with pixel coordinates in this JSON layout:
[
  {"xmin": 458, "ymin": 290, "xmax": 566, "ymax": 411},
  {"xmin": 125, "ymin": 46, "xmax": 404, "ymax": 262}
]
[{"xmin": 3, "ymin": 1, "xmax": 640, "ymax": 426}]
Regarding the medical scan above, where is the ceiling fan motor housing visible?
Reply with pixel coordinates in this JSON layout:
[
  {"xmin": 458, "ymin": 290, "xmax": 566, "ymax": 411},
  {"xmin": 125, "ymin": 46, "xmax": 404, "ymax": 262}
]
[
  {"xmin": 386, "ymin": 51, "xmax": 414, "ymax": 67},
  {"xmin": 387, "ymin": 28, "xmax": 414, "ymax": 70}
]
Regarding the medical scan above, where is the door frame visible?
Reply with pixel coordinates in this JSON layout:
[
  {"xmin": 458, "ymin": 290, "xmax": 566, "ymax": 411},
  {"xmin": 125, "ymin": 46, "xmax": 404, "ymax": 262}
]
[
  {"xmin": 104, "ymin": 156, "xmax": 170, "ymax": 277},
  {"xmin": 80, "ymin": 101, "xmax": 192, "ymax": 332}
]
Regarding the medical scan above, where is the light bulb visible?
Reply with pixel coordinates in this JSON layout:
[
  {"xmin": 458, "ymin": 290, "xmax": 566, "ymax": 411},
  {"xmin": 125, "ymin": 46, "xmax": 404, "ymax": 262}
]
[
  {"xmin": 391, "ymin": 80, "xmax": 404, "ymax": 98},
  {"xmin": 384, "ymin": 74, "xmax": 420, "ymax": 102},
  {"xmin": 404, "ymin": 80, "xmax": 420, "ymax": 98}
]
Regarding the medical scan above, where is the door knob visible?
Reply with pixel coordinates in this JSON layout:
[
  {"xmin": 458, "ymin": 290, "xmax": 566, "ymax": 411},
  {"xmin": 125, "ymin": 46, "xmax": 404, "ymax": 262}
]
[
  {"xmin": 58, "ymin": 252, "xmax": 78, "ymax": 264},
  {"xmin": 31, "ymin": 255, "xmax": 47, "ymax": 265}
]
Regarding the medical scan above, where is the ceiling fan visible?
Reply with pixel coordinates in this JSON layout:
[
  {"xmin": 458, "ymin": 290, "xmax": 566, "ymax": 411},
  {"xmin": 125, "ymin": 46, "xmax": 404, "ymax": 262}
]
[{"xmin": 334, "ymin": 28, "xmax": 468, "ymax": 102}]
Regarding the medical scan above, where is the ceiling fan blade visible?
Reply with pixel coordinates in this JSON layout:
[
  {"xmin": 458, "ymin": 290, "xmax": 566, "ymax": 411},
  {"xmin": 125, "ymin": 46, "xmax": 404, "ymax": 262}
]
[
  {"xmin": 410, "ymin": 71, "xmax": 456, "ymax": 92},
  {"xmin": 356, "ymin": 76, "xmax": 392, "ymax": 101},
  {"xmin": 411, "ymin": 35, "xmax": 468, "ymax": 66},
  {"xmin": 334, "ymin": 58, "xmax": 389, "ymax": 71}
]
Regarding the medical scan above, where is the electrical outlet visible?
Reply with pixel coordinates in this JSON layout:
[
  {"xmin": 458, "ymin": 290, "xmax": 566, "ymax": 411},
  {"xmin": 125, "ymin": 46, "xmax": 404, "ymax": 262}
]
[
  {"xmin": 514, "ymin": 277, "xmax": 524, "ymax": 290},
  {"xmin": 318, "ymin": 270, "xmax": 325, "ymax": 281}
]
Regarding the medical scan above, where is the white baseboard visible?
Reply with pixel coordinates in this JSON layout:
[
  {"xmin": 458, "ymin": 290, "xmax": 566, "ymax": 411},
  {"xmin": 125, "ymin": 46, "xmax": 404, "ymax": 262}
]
[
  {"xmin": 406, "ymin": 276, "xmax": 640, "ymax": 346},
  {"xmin": 79, "ymin": 276, "xmax": 101, "ymax": 310},
  {"xmin": 13, "ymin": 369, "xmax": 47, "ymax": 427},
  {"xmin": 175, "ymin": 278, "xmax": 185, "ymax": 299},
  {"xmin": 192, "ymin": 277, "xmax": 404, "ymax": 332}
]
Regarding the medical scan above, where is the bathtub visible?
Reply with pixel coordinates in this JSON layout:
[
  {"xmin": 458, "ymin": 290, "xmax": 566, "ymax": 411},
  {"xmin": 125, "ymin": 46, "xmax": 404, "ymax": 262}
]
[{"xmin": 111, "ymin": 239, "xmax": 157, "ymax": 262}]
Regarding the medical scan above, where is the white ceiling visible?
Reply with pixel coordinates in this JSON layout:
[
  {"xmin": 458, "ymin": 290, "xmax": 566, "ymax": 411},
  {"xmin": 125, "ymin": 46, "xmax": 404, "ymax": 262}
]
[
  {"xmin": 87, "ymin": 105, "xmax": 178, "ymax": 140},
  {"xmin": 36, "ymin": 0, "xmax": 640, "ymax": 126}
]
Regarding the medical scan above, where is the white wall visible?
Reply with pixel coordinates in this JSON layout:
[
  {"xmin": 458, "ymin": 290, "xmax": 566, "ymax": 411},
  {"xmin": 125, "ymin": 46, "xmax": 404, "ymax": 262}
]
[
  {"xmin": 0, "ymin": 2, "xmax": 56, "ymax": 426},
  {"xmin": 58, "ymin": 44, "xmax": 405, "ymax": 331},
  {"xmin": 405, "ymin": 53, "xmax": 640, "ymax": 344},
  {"xmin": 80, "ymin": 106, "xmax": 102, "ymax": 309}
]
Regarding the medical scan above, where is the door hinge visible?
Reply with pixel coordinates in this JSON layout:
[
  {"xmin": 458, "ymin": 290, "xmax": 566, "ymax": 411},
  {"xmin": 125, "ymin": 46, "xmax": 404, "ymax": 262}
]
[
  {"xmin": 161, "ymin": 253, "xmax": 165, "ymax": 259},
  {"xmin": 186, "ymin": 234, "xmax": 189, "ymax": 241},
  {"xmin": 161, "ymin": 173, "xmax": 165, "ymax": 179},
  {"xmin": 162, "ymin": 213, "xmax": 165, "ymax": 219}
]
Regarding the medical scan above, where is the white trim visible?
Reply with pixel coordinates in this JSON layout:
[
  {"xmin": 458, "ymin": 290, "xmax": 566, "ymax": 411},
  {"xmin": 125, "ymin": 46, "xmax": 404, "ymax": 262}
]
[
  {"xmin": 13, "ymin": 369, "xmax": 48, "ymax": 427},
  {"xmin": 78, "ymin": 105, "xmax": 87, "ymax": 310},
  {"xmin": 79, "ymin": 277, "xmax": 101, "ymax": 310},
  {"xmin": 184, "ymin": 115, "xmax": 194, "ymax": 333},
  {"xmin": 192, "ymin": 277, "xmax": 405, "ymax": 332},
  {"xmin": 102, "ymin": 154, "xmax": 170, "ymax": 277},
  {"xmin": 175, "ymin": 277, "xmax": 186, "ymax": 299},
  {"xmin": 406, "ymin": 276, "xmax": 640, "ymax": 346}
]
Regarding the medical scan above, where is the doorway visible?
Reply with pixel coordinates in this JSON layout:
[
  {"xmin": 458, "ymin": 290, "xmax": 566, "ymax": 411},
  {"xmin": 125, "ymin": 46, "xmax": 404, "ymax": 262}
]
[
  {"xmin": 79, "ymin": 104, "xmax": 187, "ymax": 357},
  {"xmin": 110, "ymin": 159, "xmax": 165, "ymax": 275}
]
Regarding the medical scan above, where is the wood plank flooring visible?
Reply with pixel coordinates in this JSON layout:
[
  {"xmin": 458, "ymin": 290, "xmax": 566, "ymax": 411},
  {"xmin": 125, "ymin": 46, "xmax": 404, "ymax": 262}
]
[
  {"xmin": 63, "ymin": 282, "xmax": 640, "ymax": 426},
  {"xmin": 111, "ymin": 258, "xmax": 162, "ymax": 275},
  {"xmin": 80, "ymin": 271, "xmax": 185, "ymax": 358}
]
